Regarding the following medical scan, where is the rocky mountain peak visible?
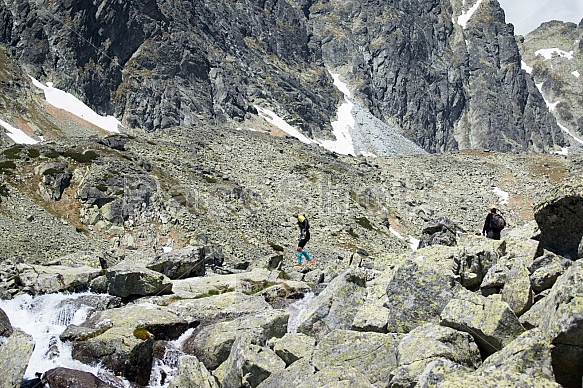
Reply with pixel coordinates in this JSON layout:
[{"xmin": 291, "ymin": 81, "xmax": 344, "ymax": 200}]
[{"xmin": 0, "ymin": 0, "xmax": 572, "ymax": 154}]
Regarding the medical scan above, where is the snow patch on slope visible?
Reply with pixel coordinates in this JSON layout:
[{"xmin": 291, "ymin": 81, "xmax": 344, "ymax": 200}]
[
  {"xmin": 0, "ymin": 119, "xmax": 38, "ymax": 144},
  {"xmin": 535, "ymin": 48, "xmax": 574, "ymax": 60},
  {"xmin": 30, "ymin": 76, "xmax": 121, "ymax": 133},
  {"xmin": 456, "ymin": 0, "xmax": 483, "ymax": 28}
]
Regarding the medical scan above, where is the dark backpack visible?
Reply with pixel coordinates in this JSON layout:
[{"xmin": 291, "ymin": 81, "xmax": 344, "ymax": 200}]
[{"xmin": 490, "ymin": 213, "xmax": 506, "ymax": 231}]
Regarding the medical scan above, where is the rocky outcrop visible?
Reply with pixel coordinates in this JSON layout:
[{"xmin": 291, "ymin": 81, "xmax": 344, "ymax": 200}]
[
  {"xmin": 0, "ymin": 328, "xmax": 35, "ymax": 388},
  {"xmin": 147, "ymin": 246, "xmax": 206, "ymax": 279},
  {"xmin": 534, "ymin": 171, "xmax": 583, "ymax": 259},
  {"xmin": 168, "ymin": 356, "xmax": 220, "ymax": 388},
  {"xmin": 40, "ymin": 367, "xmax": 111, "ymax": 388},
  {"xmin": 418, "ymin": 216, "xmax": 466, "ymax": 249},
  {"xmin": 296, "ymin": 268, "xmax": 367, "ymax": 338},
  {"xmin": 183, "ymin": 310, "xmax": 289, "ymax": 370},
  {"xmin": 0, "ymin": 0, "xmax": 568, "ymax": 154},
  {"xmin": 519, "ymin": 20, "xmax": 583, "ymax": 141},
  {"xmin": 17, "ymin": 264, "xmax": 102, "ymax": 294},
  {"xmin": 0, "ymin": 308, "xmax": 12, "ymax": 338},
  {"xmin": 105, "ymin": 265, "xmax": 172, "ymax": 298},
  {"xmin": 440, "ymin": 289, "xmax": 526, "ymax": 357}
]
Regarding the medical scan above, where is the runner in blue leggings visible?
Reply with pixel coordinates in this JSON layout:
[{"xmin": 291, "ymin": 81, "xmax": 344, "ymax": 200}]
[{"xmin": 293, "ymin": 213, "xmax": 314, "ymax": 267}]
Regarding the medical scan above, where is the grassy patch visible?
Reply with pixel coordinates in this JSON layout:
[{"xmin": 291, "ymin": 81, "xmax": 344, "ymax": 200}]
[
  {"xmin": 26, "ymin": 148, "xmax": 40, "ymax": 158},
  {"xmin": 63, "ymin": 149, "xmax": 99, "ymax": 163},
  {"xmin": 0, "ymin": 160, "xmax": 16, "ymax": 174},
  {"xmin": 355, "ymin": 216, "xmax": 374, "ymax": 231},
  {"xmin": 0, "ymin": 184, "xmax": 8, "ymax": 197},
  {"xmin": 241, "ymin": 279, "xmax": 279, "ymax": 295},
  {"xmin": 43, "ymin": 149, "xmax": 61, "ymax": 158},
  {"xmin": 2, "ymin": 144, "xmax": 24, "ymax": 159},
  {"xmin": 194, "ymin": 285, "xmax": 235, "ymax": 299}
]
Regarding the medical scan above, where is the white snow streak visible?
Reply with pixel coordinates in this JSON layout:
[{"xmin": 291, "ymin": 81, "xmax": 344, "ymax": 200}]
[
  {"xmin": 0, "ymin": 119, "xmax": 38, "ymax": 144},
  {"xmin": 255, "ymin": 106, "xmax": 313, "ymax": 144},
  {"xmin": 457, "ymin": 0, "xmax": 483, "ymax": 28},
  {"xmin": 521, "ymin": 60, "xmax": 533, "ymax": 74},
  {"xmin": 535, "ymin": 48, "xmax": 574, "ymax": 60},
  {"xmin": 535, "ymin": 82, "xmax": 583, "ymax": 147},
  {"xmin": 253, "ymin": 72, "xmax": 357, "ymax": 156},
  {"xmin": 492, "ymin": 187, "xmax": 510, "ymax": 205},
  {"xmin": 317, "ymin": 73, "xmax": 356, "ymax": 155},
  {"xmin": 572, "ymin": 71, "xmax": 580, "ymax": 78},
  {"xmin": 409, "ymin": 236, "xmax": 420, "ymax": 251},
  {"xmin": 390, "ymin": 227, "xmax": 404, "ymax": 239},
  {"xmin": 30, "ymin": 76, "xmax": 121, "ymax": 133}
]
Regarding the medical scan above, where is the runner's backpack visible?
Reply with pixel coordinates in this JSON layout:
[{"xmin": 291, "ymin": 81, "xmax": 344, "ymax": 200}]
[{"xmin": 490, "ymin": 213, "xmax": 506, "ymax": 231}]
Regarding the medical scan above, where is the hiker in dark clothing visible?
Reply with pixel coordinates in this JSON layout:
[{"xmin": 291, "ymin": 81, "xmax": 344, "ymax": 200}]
[
  {"xmin": 482, "ymin": 205, "xmax": 502, "ymax": 240},
  {"xmin": 293, "ymin": 213, "xmax": 313, "ymax": 267}
]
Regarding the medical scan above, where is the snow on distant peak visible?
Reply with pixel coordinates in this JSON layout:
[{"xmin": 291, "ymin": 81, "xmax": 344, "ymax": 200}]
[
  {"xmin": 254, "ymin": 72, "xmax": 357, "ymax": 156},
  {"xmin": 535, "ymin": 48, "xmax": 574, "ymax": 60},
  {"xmin": 30, "ymin": 76, "xmax": 121, "ymax": 133},
  {"xmin": 319, "ymin": 73, "xmax": 356, "ymax": 156},
  {"xmin": 0, "ymin": 119, "xmax": 38, "ymax": 144},
  {"xmin": 255, "ymin": 106, "xmax": 313, "ymax": 144},
  {"xmin": 521, "ymin": 61, "xmax": 533, "ymax": 74},
  {"xmin": 456, "ymin": 0, "xmax": 483, "ymax": 28}
]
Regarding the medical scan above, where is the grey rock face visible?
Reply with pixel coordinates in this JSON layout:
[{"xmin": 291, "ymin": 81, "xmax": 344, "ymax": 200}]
[
  {"xmin": 0, "ymin": 328, "xmax": 35, "ymax": 388},
  {"xmin": 418, "ymin": 216, "xmax": 466, "ymax": 249},
  {"xmin": 440, "ymin": 289, "xmax": 526, "ymax": 357},
  {"xmin": 106, "ymin": 265, "xmax": 173, "ymax": 297},
  {"xmin": 0, "ymin": 308, "xmax": 12, "ymax": 338},
  {"xmin": 310, "ymin": 0, "xmax": 565, "ymax": 153},
  {"xmin": 0, "ymin": 0, "xmax": 568, "ymax": 154},
  {"xmin": 41, "ymin": 367, "xmax": 111, "ymax": 388},
  {"xmin": 519, "ymin": 20, "xmax": 583, "ymax": 141},
  {"xmin": 147, "ymin": 245, "xmax": 206, "ymax": 279},
  {"xmin": 534, "ymin": 172, "xmax": 583, "ymax": 259}
]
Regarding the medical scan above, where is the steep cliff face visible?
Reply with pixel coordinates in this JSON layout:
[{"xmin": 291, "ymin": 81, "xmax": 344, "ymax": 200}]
[
  {"xmin": 310, "ymin": 0, "xmax": 566, "ymax": 152},
  {"xmin": 0, "ymin": 0, "xmax": 338, "ymax": 137},
  {"xmin": 519, "ymin": 20, "xmax": 583, "ymax": 143},
  {"xmin": 0, "ymin": 0, "xmax": 569, "ymax": 153}
]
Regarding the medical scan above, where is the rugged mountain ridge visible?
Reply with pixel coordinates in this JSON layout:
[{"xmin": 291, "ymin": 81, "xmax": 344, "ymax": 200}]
[
  {"xmin": 519, "ymin": 19, "xmax": 583, "ymax": 142},
  {"xmin": 0, "ymin": 0, "xmax": 569, "ymax": 154}
]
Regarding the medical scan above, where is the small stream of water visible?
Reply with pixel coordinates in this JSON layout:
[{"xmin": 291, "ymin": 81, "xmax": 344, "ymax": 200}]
[{"xmin": 0, "ymin": 293, "xmax": 192, "ymax": 387}]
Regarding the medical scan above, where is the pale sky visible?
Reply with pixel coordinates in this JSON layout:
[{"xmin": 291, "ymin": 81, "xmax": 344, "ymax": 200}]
[{"xmin": 498, "ymin": 0, "xmax": 583, "ymax": 35}]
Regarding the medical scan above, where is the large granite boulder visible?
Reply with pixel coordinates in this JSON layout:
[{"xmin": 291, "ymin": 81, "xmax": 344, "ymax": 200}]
[
  {"xmin": 416, "ymin": 329, "xmax": 559, "ymax": 387},
  {"xmin": 501, "ymin": 258, "xmax": 533, "ymax": 316},
  {"xmin": 296, "ymin": 268, "xmax": 367, "ymax": 338},
  {"xmin": 311, "ymin": 329, "xmax": 401, "ymax": 387},
  {"xmin": 105, "ymin": 265, "xmax": 172, "ymax": 297},
  {"xmin": 17, "ymin": 264, "xmax": 103, "ymax": 294},
  {"xmin": 519, "ymin": 261, "xmax": 583, "ymax": 387},
  {"xmin": 452, "ymin": 236, "xmax": 506, "ymax": 290},
  {"xmin": 147, "ymin": 245, "xmax": 206, "ymax": 279},
  {"xmin": 40, "ymin": 367, "xmax": 111, "ymax": 388},
  {"xmin": 534, "ymin": 172, "xmax": 583, "ymax": 259},
  {"xmin": 382, "ymin": 246, "xmax": 463, "ymax": 333},
  {"xmin": 440, "ymin": 289, "xmax": 525, "ymax": 357},
  {"xmin": 183, "ymin": 309, "xmax": 289, "ymax": 370},
  {"xmin": 389, "ymin": 323, "xmax": 481, "ymax": 387},
  {"xmin": 221, "ymin": 333, "xmax": 286, "ymax": 388},
  {"xmin": 269, "ymin": 333, "xmax": 315, "ymax": 366},
  {"xmin": 168, "ymin": 355, "xmax": 220, "ymax": 388},
  {"xmin": 528, "ymin": 251, "xmax": 572, "ymax": 293},
  {"xmin": 0, "ymin": 328, "xmax": 35, "ymax": 388},
  {"xmin": 417, "ymin": 216, "xmax": 466, "ymax": 249},
  {"xmin": 0, "ymin": 308, "xmax": 12, "ymax": 338},
  {"xmin": 66, "ymin": 304, "xmax": 190, "ymax": 385},
  {"xmin": 256, "ymin": 357, "xmax": 375, "ymax": 388}
]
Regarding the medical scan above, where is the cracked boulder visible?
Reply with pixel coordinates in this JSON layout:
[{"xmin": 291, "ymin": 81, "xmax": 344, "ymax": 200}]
[
  {"xmin": 534, "ymin": 172, "xmax": 583, "ymax": 259},
  {"xmin": 440, "ymin": 289, "xmax": 525, "ymax": 357}
]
